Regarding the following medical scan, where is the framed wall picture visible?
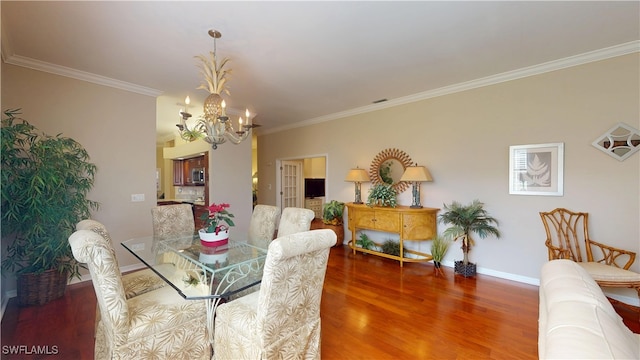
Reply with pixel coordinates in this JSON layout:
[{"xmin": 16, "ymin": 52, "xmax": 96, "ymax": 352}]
[{"xmin": 509, "ymin": 143, "xmax": 564, "ymax": 196}]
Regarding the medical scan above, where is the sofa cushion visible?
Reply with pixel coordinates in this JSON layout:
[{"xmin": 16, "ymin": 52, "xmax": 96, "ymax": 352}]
[
  {"xmin": 541, "ymin": 260, "xmax": 619, "ymax": 319},
  {"xmin": 544, "ymin": 301, "xmax": 638, "ymax": 359},
  {"xmin": 539, "ymin": 260, "xmax": 640, "ymax": 360},
  {"xmin": 579, "ymin": 262, "xmax": 640, "ymax": 282}
]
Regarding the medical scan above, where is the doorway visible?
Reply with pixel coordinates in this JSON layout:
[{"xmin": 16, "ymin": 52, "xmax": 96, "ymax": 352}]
[{"xmin": 275, "ymin": 155, "xmax": 327, "ymax": 214}]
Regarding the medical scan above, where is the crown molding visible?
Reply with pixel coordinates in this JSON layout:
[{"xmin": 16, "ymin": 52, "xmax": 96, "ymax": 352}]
[
  {"xmin": 262, "ymin": 40, "xmax": 640, "ymax": 135},
  {"xmin": 3, "ymin": 54, "xmax": 163, "ymax": 97}
]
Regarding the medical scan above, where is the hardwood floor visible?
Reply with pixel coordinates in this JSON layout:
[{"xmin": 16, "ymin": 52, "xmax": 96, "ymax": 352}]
[
  {"xmin": 321, "ymin": 247, "xmax": 540, "ymax": 359},
  {"xmin": 2, "ymin": 245, "xmax": 638, "ymax": 359}
]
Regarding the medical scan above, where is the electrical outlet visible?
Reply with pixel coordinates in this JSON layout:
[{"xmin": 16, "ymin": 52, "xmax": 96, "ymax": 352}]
[{"xmin": 131, "ymin": 194, "xmax": 145, "ymax": 202}]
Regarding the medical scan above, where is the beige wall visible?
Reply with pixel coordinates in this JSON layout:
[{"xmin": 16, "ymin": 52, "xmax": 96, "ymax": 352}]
[
  {"xmin": 2, "ymin": 62, "xmax": 158, "ymax": 293},
  {"xmin": 258, "ymin": 54, "xmax": 640, "ymax": 282},
  {"xmin": 208, "ymin": 137, "xmax": 254, "ymax": 236},
  {"xmin": 2, "ymin": 63, "xmax": 255, "ymax": 299},
  {"xmin": 303, "ymin": 157, "xmax": 326, "ymax": 178}
]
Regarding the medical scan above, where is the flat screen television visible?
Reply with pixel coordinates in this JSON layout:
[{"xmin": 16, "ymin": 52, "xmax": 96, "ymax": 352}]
[{"xmin": 304, "ymin": 178, "xmax": 325, "ymax": 198}]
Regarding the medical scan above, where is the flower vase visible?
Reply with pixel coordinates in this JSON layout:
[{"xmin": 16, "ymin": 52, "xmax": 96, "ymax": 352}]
[{"xmin": 199, "ymin": 228, "xmax": 229, "ymax": 247}]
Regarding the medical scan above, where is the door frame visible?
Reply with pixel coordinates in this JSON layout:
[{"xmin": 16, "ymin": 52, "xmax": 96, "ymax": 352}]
[{"xmin": 275, "ymin": 153, "xmax": 329, "ymax": 212}]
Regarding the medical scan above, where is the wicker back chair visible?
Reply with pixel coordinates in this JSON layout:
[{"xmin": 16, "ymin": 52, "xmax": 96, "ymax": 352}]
[{"xmin": 540, "ymin": 208, "xmax": 640, "ymax": 298}]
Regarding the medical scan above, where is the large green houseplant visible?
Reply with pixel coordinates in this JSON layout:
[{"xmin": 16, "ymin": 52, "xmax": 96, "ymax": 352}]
[
  {"xmin": 439, "ymin": 200, "xmax": 500, "ymax": 277},
  {"xmin": 317, "ymin": 200, "xmax": 345, "ymax": 245},
  {"xmin": 322, "ymin": 200, "xmax": 345, "ymax": 226},
  {"xmin": 1, "ymin": 109, "xmax": 99, "ymax": 305}
]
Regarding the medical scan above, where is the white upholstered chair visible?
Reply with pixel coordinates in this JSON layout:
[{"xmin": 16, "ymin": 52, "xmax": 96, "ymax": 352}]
[
  {"xmin": 151, "ymin": 204, "xmax": 195, "ymax": 238},
  {"xmin": 247, "ymin": 205, "xmax": 281, "ymax": 249},
  {"xmin": 214, "ymin": 229, "xmax": 337, "ymax": 359},
  {"xmin": 69, "ymin": 229, "xmax": 210, "ymax": 360},
  {"xmin": 76, "ymin": 219, "xmax": 166, "ymax": 299},
  {"xmin": 276, "ymin": 207, "xmax": 315, "ymax": 237}
]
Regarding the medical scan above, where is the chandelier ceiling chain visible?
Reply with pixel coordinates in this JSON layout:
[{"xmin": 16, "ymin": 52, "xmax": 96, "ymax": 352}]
[{"xmin": 176, "ymin": 29, "xmax": 259, "ymax": 149}]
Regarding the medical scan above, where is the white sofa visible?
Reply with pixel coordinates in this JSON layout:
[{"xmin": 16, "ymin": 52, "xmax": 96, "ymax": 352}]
[{"xmin": 539, "ymin": 259, "xmax": 640, "ymax": 359}]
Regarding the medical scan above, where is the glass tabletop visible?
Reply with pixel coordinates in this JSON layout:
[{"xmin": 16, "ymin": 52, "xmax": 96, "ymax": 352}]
[{"xmin": 122, "ymin": 234, "xmax": 267, "ymax": 300}]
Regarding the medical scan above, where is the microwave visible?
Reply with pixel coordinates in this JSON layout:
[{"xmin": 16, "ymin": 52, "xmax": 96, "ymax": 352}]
[{"xmin": 191, "ymin": 168, "xmax": 205, "ymax": 185}]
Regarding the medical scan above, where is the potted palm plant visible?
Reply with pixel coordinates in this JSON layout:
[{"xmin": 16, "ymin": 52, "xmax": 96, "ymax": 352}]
[
  {"xmin": 439, "ymin": 200, "xmax": 500, "ymax": 277},
  {"xmin": 1, "ymin": 109, "xmax": 99, "ymax": 305}
]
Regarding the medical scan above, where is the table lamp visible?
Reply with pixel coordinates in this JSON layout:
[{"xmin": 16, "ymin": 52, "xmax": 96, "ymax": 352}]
[
  {"xmin": 345, "ymin": 168, "xmax": 370, "ymax": 204},
  {"xmin": 400, "ymin": 165, "xmax": 433, "ymax": 208}
]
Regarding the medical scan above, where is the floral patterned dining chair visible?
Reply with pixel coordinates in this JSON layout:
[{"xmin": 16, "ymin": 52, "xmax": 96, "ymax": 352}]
[
  {"xmin": 69, "ymin": 229, "xmax": 210, "ymax": 360},
  {"xmin": 214, "ymin": 229, "xmax": 337, "ymax": 359},
  {"xmin": 76, "ymin": 219, "xmax": 167, "ymax": 299},
  {"xmin": 276, "ymin": 207, "xmax": 315, "ymax": 237},
  {"xmin": 248, "ymin": 204, "xmax": 281, "ymax": 250},
  {"xmin": 151, "ymin": 204, "xmax": 196, "ymax": 238}
]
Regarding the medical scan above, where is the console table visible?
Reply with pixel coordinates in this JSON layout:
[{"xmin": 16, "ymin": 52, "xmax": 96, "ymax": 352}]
[{"xmin": 346, "ymin": 203, "xmax": 439, "ymax": 267}]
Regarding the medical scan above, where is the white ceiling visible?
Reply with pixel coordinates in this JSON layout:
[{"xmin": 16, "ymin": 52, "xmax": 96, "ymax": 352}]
[{"xmin": 2, "ymin": 1, "xmax": 639, "ymax": 142}]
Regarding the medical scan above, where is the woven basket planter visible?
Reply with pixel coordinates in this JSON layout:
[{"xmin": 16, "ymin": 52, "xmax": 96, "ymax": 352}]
[
  {"xmin": 454, "ymin": 261, "xmax": 477, "ymax": 277},
  {"xmin": 17, "ymin": 269, "xmax": 68, "ymax": 306},
  {"xmin": 310, "ymin": 221, "xmax": 344, "ymax": 246}
]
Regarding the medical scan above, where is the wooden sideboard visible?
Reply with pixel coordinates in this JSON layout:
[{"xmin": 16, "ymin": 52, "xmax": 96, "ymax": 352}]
[{"xmin": 345, "ymin": 203, "xmax": 439, "ymax": 267}]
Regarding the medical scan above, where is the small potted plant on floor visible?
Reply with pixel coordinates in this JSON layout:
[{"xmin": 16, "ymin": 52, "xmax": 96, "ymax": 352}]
[
  {"xmin": 439, "ymin": 200, "xmax": 500, "ymax": 277},
  {"xmin": 320, "ymin": 200, "xmax": 345, "ymax": 245},
  {"xmin": 381, "ymin": 239, "xmax": 406, "ymax": 257},
  {"xmin": 356, "ymin": 233, "xmax": 376, "ymax": 251},
  {"xmin": 430, "ymin": 235, "xmax": 451, "ymax": 276}
]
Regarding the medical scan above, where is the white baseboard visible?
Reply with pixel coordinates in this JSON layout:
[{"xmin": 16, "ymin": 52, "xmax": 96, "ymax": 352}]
[
  {"xmin": 440, "ymin": 260, "xmax": 540, "ymax": 286},
  {"xmin": 603, "ymin": 287, "xmax": 640, "ymax": 307}
]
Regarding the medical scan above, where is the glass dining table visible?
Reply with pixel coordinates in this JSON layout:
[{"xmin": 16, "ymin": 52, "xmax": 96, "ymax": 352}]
[{"xmin": 121, "ymin": 234, "xmax": 267, "ymax": 344}]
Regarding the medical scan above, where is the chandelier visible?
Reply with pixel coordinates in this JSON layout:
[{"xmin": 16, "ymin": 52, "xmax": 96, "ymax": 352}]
[{"xmin": 176, "ymin": 30, "xmax": 258, "ymax": 149}]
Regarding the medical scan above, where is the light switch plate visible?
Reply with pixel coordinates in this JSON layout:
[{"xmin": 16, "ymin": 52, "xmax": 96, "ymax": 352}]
[{"xmin": 131, "ymin": 194, "xmax": 145, "ymax": 202}]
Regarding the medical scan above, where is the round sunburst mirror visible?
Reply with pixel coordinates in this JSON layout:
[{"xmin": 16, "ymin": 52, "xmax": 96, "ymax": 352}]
[{"xmin": 369, "ymin": 148, "xmax": 413, "ymax": 193}]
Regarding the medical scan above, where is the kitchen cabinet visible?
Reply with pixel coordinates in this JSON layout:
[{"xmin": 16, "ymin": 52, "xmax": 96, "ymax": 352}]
[
  {"xmin": 173, "ymin": 155, "xmax": 207, "ymax": 186},
  {"xmin": 193, "ymin": 204, "xmax": 209, "ymax": 229},
  {"xmin": 173, "ymin": 160, "xmax": 184, "ymax": 186}
]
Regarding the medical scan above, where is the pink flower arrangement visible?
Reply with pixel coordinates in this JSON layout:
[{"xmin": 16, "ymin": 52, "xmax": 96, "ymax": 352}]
[{"xmin": 200, "ymin": 202, "xmax": 235, "ymax": 234}]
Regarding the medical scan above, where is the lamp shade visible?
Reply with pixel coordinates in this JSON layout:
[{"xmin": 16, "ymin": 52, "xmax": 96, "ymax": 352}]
[
  {"xmin": 345, "ymin": 168, "xmax": 370, "ymax": 182},
  {"xmin": 400, "ymin": 166, "xmax": 433, "ymax": 182}
]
